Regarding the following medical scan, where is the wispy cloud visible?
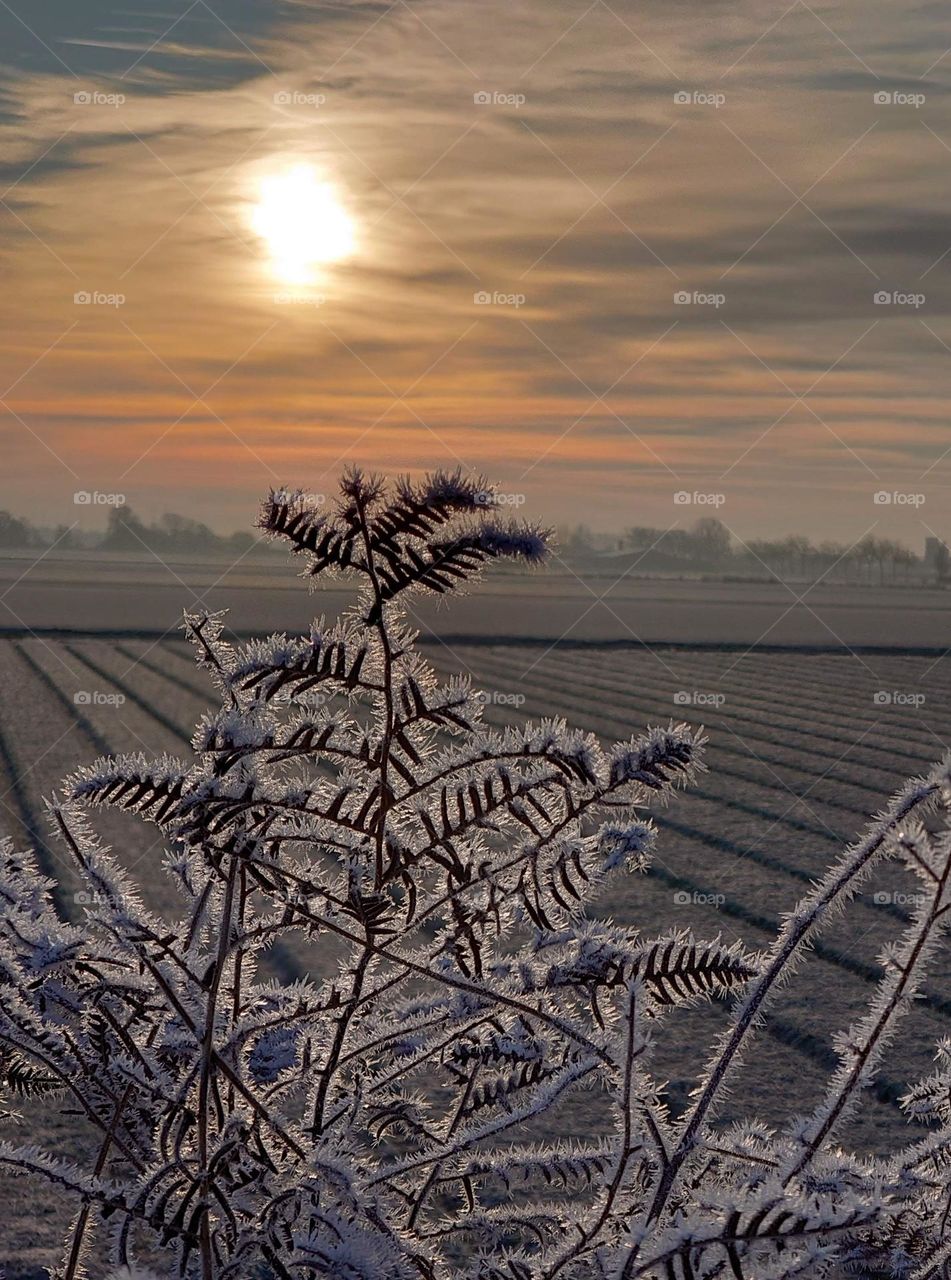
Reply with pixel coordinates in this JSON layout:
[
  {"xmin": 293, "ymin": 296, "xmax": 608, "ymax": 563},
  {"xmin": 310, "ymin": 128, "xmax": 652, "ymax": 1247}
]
[{"xmin": 1, "ymin": 0, "xmax": 950, "ymax": 545}]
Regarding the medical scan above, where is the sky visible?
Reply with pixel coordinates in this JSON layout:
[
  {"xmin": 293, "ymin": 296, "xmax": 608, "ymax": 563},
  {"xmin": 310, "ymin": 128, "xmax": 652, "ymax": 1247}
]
[{"xmin": 1, "ymin": 0, "xmax": 951, "ymax": 550}]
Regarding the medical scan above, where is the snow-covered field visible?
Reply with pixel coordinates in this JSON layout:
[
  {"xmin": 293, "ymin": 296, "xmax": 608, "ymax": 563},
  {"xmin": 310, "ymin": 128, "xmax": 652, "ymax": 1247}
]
[{"xmin": 0, "ymin": 632, "xmax": 948, "ymax": 1273}]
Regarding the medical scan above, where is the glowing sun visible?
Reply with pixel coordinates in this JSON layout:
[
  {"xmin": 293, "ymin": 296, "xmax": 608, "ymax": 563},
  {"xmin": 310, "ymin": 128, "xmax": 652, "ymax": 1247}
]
[{"xmin": 251, "ymin": 164, "xmax": 355, "ymax": 284}]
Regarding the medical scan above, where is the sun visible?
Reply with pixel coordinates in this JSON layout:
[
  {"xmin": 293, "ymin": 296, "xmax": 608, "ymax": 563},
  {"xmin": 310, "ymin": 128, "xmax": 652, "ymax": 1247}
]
[{"xmin": 251, "ymin": 163, "xmax": 355, "ymax": 285}]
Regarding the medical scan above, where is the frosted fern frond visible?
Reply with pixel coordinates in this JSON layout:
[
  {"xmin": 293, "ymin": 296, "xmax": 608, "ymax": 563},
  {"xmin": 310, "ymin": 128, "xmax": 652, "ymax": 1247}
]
[
  {"xmin": 901, "ymin": 1039, "xmax": 951, "ymax": 1124},
  {"xmin": 608, "ymin": 722, "xmax": 707, "ymax": 794},
  {"xmin": 365, "ymin": 526, "xmax": 548, "ymax": 622},
  {"xmin": 627, "ymin": 931, "xmax": 760, "ymax": 1007},
  {"xmin": 64, "ymin": 753, "xmax": 190, "ymax": 825},
  {"xmin": 370, "ymin": 468, "xmax": 497, "ymax": 552},
  {"xmin": 259, "ymin": 487, "xmax": 364, "ymax": 575},
  {"xmin": 0, "ymin": 473, "xmax": 949, "ymax": 1278},
  {"xmin": 182, "ymin": 608, "xmax": 238, "ymax": 699},
  {"xmin": 0, "ymin": 1043, "xmax": 61, "ymax": 1122},
  {"xmin": 227, "ymin": 621, "xmax": 377, "ymax": 702}
]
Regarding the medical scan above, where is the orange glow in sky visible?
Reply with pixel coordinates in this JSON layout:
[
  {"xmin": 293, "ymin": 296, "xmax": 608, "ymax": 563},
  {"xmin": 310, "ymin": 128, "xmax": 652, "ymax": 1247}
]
[{"xmin": 0, "ymin": 0, "xmax": 949, "ymax": 546}]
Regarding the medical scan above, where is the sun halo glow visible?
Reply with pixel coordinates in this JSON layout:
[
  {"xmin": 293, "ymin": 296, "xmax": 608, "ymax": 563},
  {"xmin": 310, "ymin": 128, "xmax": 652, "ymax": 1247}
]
[{"xmin": 251, "ymin": 163, "xmax": 355, "ymax": 285}]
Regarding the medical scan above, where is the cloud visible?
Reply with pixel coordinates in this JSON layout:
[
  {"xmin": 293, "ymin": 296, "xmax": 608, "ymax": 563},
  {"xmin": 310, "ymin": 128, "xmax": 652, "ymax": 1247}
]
[{"xmin": 0, "ymin": 0, "xmax": 949, "ymax": 540}]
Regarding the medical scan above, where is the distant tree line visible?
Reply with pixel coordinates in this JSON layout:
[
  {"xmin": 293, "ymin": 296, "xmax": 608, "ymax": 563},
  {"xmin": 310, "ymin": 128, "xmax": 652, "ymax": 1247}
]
[
  {"xmin": 740, "ymin": 533, "xmax": 920, "ymax": 584},
  {"xmin": 0, "ymin": 511, "xmax": 52, "ymax": 549},
  {"xmin": 0, "ymin": 507, "xmax": 945, "ymax": 583},
  {"xmin": 0, "ymin": 506, "xmax": 263, "ymax": 556},
  {"xmin": 624, "ymin": 517, "xmax": 732, "ymax": 565},
  {"xmin": 99, "ymin": 507, "xmax": 256, "ymax": 555},
  {"xmin": 560, "ymin": 519, "xmax": 945, "ymax": 584}
]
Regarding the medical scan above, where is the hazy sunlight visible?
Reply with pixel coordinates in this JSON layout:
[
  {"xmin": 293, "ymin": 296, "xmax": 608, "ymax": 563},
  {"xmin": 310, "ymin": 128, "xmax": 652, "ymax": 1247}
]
[{"xmin": 251, "ymin": 163, "xmax": 355, "ymax": 284}]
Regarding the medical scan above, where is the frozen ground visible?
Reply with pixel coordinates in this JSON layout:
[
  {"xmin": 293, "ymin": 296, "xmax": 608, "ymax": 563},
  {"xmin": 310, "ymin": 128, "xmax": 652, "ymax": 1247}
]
[
  {"xmin": 0, "ymin": 627, "xmax": 949, "ymax": 1273},
  {"xmin": 2, "ymin": 552, "xmax": 951, "ymax": 646}
]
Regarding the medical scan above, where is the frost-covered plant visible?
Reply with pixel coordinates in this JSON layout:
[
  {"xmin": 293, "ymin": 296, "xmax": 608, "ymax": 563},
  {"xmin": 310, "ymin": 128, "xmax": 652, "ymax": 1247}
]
[{"xmin": 0, "ymin": 469, "xmax": 949, "ymax": 1278}]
